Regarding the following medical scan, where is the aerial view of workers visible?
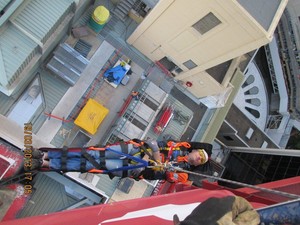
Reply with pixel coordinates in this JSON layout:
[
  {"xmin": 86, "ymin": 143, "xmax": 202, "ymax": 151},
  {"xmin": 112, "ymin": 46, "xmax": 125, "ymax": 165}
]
[{"xmin": 24, "ymin": 138, "xmax": 212, "ymax": 183}]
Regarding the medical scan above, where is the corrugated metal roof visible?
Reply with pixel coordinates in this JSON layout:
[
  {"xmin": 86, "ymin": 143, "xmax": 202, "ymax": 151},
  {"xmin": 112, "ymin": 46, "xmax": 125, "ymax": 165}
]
[
  {"xmin": 12, "ymin": 0, "xmax": 74, "ymax": 43},
  {"xmin": 0, "ymin": 0, "xmax": 10, "ymax": 11},
  {"xmin": 96, "ymin": 174, "xmax": 120, "ymax": 197},
  {"xmin": 0, "ymin": 69, "xmax": 70, "ymax": 128},
  {"xmin": 32, "ymin": 70, "xmax": 70, "ymax": 133},
  {"xmin": 18, "ymin": 172, "xmax": 103, "ymax": 218},
  {"xmin": 0, "ymin": 25, "xmax": 38, "ymax": 86},
  {"xmin": 0, "ymin": 92, "xmax": 14, "ymax": 115},
  {"xmin": 40, "ymin": 70, "xmax": 70, "ymax": 114},
  {"xmin": 17, "ymin": 172, "xmax": 77, "ymax": 218},
  {"xmin": 0, "ymin": 0, "xmax": 75, "ymax": 91}
]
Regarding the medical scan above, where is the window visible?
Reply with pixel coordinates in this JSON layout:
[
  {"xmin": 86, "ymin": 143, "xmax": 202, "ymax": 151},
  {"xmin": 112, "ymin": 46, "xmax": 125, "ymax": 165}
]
[
  {"xmin": 193, "ymin": 12, "xmax": 221, "ymax": 35},
  {"xmin": 174, "ymin": 66, "xmax": 183, "ymax": 74},
  {"xmin": 183, "ymin": 60, "xmax": 197, "ymax": 70},
  {"xmin": 159, "ymin": 56, "xmax": 177, "ymax": 71},
  {"xmin": 245, "ymin": 107, "xmax": 260, "ymax": 118},
  {"xmin": 224, "ymin": 136, "xmax": 234, "ymax": 141},
  {"xmin": 261, "ymin": 141, "xmax": 268, "ymax": 148},
  {"xmin": 246, "ymin": 128, "xmax": 254, "ymax": 139},
  {"xmin": 171, "ymin": 66, "xmax": 183, "ymax": 76}
]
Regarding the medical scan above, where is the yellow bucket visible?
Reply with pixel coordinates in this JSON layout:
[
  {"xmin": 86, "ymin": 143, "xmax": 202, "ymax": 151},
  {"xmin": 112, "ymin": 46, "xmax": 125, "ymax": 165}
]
[{"xmin": 92, "ymin": 6, "xmax": 110, "ymax": 25}]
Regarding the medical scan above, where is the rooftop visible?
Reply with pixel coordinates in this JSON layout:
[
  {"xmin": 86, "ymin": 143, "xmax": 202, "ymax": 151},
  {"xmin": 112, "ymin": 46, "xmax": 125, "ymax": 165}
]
[
  {"xmin": 15, "ymin": 0, "xmax": 234, "ymax": 216},
  {"xmin": 1, "ymin": 0, "xmax": 298, "ymax": 220}
]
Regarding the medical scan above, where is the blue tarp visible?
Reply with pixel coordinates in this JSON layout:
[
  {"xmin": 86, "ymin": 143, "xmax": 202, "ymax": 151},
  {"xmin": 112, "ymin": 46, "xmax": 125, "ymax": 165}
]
[{"xmin": 104, "ymin": 65, "xmax": 127, "ymax": 86}]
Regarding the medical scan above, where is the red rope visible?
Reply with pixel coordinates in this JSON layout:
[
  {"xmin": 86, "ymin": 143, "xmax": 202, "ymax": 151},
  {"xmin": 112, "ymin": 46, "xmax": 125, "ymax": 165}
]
[
  {"xmin": 118, "ymin": 95, "xmax": 133, "ymax": 117},
  {"xmin": 44, "ymin": 112, "xmax": 72, "ymax": 123}
]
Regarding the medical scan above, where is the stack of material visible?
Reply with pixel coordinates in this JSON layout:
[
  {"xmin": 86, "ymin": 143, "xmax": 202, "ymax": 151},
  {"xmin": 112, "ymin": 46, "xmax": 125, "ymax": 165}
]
[{"xmin": 46, "ymin": 43, "xmax": 89, "ymax": 86}]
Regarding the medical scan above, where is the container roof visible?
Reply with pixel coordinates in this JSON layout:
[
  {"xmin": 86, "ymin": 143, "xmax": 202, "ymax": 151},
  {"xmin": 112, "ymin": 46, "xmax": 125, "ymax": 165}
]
[{"xmin": 237, "ymin": 0, "xmax": 283, "ymax": 31}]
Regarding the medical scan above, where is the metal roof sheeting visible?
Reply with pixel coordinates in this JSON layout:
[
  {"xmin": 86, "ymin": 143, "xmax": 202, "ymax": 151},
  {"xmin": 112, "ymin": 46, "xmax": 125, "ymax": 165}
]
[
  {"xmin": 0, "ymin": 25, "xmax": 38, "ymax": 86},
  {"xmin": 31, "ymin": 70, "xmax": 70, "ymax": 133},
  {"xmin": 0, "ymin": 91, "xmax": 14, "ymax": 115},
  {"xmin": 12, "ymin": 0, "xmax": 74, "ymax": 44},
  {"xmin": 0, "ymin": 0, "xmax": 10, "ymax": 11},
  {"xmin": 0, "ymin": 0, "xmax": 75, "ymax": 91}
]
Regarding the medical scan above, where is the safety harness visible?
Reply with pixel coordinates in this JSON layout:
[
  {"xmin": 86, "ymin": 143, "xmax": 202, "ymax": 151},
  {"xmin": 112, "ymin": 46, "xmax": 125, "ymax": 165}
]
[
  {"xmin": 39, "ymin": 141, "xmax": 148, "ymax": 177},
  {"xmin": 39, "ymin": 140, "xmax": 193, "ymax": 178},
  {"xmin": 88, "ymin": 145, "xmax": 148, "ymax": 176}
]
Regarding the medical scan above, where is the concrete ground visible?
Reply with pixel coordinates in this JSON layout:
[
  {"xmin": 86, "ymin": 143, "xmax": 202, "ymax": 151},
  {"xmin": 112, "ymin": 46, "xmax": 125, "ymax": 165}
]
[
  {"xmin": 89, "ymin": 61, "xmax": 145, "ymax": 146},
  {"xmin": 35, "ymin": 0, "xmax": 220, "ymax": 151}
]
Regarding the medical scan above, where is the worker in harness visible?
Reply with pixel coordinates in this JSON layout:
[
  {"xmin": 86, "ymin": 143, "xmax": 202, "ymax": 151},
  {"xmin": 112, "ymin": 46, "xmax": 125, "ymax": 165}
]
[
  {"xmin": 132, "ymin": 139, "xmax": 212, "ymax": 183},
  {"xmin": 25, "ymin": 139, "xmax": 212, "ymax": 182}
]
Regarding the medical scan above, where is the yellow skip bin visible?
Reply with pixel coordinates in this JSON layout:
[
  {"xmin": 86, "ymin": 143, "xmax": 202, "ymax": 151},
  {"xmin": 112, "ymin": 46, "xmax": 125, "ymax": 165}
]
[{"xmin": 74, "ymin": 99, "xmax": 109, "ymax": 135}]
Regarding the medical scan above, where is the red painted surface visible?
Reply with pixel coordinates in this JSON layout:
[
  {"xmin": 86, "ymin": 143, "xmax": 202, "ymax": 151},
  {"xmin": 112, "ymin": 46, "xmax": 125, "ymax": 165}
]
[
  {"xmin": 0, "ymin": 189, "xmax": 235, "ymax": 225},
  {"xmin": 201, "ymin": 179, "xmax": 300, "ymax": 206},
  {"xmin": 186, "ymin": 81, "xmax": 193, "ymax": 87},
  {"xmin": 154, "ymin": 106, "xmax": 173, "ymax": 134},
  {"xmin": 236, "ymin": 176, "xmax": 300, "ymax": 203},
  {"xmin": 118, "ymin": 94, "xmax": 133, "ymax": 117},
  {"xmin": 1, "ymin": 139, "xmax": 299, "ymax": 224},
  {"xmin": 44, "ymin": 112, "xmax": 72, "ymax": 123},
  {"xmin": 154, "ymin": 61, "xmax": 172, "ymax": 77},
  {"xmin": 1, "ymin": 184, "xmax": 29, "ymax": 221},
  {"xmin": 3, "ymin": 176, "xmax": 299, "ymax": 224},
  {"xmin": 0, "ymin": 144, "xmax": 23, "ymax": 180}
]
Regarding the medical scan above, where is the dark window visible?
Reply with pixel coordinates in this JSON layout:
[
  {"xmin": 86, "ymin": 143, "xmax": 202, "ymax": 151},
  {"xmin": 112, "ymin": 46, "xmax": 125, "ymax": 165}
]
[
  {"xmin": 158, "ymin": 56, "xmax": 177, "ymax": 71},
  {"xmin": 192, "ymin": 12, "xmax": 221, "ymax": 35},
  {"xmin": 183, "ymin": 60, "xmax": 197, "ymax": 70},
  {"xmin": 224, "ymin": 136, "xmax": 234, "ymax": 141},
  {"xmin": 245, "ymin": 106, "xmax": 260, "ymax": 118},
  {"xmin": 174, "ymin": 66, "xmax": 183, "ymax": 74}
]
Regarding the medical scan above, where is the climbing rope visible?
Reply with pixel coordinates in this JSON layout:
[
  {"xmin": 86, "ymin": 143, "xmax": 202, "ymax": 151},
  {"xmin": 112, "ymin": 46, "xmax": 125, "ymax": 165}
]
[{"xmin": 148, "ymin": 163, "xmax": 300, "ymax": 200}]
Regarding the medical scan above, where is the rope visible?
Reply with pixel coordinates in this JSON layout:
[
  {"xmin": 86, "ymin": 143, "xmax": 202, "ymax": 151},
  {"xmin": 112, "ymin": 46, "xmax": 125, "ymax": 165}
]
[
  {"xmin": 88, "ymin": 147, "xmax": 149, "ymax": 174},
  {"xmin": 148, "ymin": 164, "xmax": 300, "ymax": 200}
]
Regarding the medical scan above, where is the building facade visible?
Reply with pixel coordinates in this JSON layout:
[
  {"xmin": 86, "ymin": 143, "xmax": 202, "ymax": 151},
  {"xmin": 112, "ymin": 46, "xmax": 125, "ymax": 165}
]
[
  {"xmin": 276, "ymin": 0, "xmax": 300, "ymax": 121},
  {"xmin": 127, "ymin": 0, "xmax": 288, "ymax": 99}
]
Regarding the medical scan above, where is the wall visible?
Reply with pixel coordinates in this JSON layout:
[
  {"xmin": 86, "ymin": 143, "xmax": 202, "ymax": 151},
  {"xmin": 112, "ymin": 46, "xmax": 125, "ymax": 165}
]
[{"xmin": 127, "ymin": 0, "xmax": 286, "ymax": 98}]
